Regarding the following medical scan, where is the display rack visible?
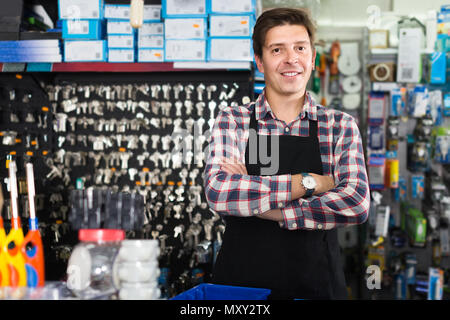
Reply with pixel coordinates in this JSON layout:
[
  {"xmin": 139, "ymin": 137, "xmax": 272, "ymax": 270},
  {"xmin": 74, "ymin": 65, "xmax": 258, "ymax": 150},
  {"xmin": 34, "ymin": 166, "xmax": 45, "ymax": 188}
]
[
  {"xmin": 0, "ymin": 67, "xmax": 255, "ymax": 298},
  {"xmin": 362, "ymin": 25, "xmax": 450, "ymax": 300},
  {"xmin": 0, "ymin": 62, "xmax": 252, "ymax": 73}
]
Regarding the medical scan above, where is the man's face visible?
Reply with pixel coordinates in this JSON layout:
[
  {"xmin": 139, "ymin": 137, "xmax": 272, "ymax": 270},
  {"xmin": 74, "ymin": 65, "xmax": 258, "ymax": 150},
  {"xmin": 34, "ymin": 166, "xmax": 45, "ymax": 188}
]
[{"xmin": 255, "ymin": 24, "xmax": 316, "ymax": 99}]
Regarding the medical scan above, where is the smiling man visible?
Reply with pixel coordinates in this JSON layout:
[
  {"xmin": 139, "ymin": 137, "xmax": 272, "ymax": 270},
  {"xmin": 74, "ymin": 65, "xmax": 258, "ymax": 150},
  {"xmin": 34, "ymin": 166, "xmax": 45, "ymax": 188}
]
[{"xmin": 203, "ymin": 8, "xmax": 370, "ymax": 300}]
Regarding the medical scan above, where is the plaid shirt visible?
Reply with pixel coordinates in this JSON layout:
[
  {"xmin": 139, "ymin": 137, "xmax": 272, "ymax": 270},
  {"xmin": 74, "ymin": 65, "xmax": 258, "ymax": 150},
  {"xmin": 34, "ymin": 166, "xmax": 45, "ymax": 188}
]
[{"xmin": 203, "ymin": 90, "xmax": 370, "ymax": 230}]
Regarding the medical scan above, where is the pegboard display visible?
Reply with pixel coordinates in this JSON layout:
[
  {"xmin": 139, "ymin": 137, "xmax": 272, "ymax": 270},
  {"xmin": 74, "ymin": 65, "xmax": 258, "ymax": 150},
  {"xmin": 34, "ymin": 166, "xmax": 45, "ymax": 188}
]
[
  {"xmin": 364, "ymin": 107, "xmax": 450, "ymax": 299},
  {"xmin": 0, "ymin": 70, "xmax": 253, "ymax": 298},
  {"xmin": 362, "ymin": 32, "xmax": 450, "ymax": 299},
  {"xmin": 0, "ymin": 74, "xmax": 54, "ymax": 174},
  {"xmin": 0, "ymin": 74, "xmax": 55, "ymax": 229}
]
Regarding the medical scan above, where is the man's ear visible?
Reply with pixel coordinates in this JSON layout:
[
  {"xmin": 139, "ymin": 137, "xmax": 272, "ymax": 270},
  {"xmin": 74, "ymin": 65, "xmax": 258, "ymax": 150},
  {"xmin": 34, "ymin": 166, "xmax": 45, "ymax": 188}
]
[{"xmin": 254, "ymin": 54, "xmax": 264, "ymax": 74}]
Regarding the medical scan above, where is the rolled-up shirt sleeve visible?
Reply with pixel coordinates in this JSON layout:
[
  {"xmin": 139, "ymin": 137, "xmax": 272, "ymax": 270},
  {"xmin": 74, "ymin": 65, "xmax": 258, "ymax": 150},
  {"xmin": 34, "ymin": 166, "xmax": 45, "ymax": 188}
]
[
  {"xmin": 279, "ymin": 115, "xmax": 370, "ymax": 230},
  {"xmin": 203, "ymin": 107, "xmax": 291, "ymax": 217}
]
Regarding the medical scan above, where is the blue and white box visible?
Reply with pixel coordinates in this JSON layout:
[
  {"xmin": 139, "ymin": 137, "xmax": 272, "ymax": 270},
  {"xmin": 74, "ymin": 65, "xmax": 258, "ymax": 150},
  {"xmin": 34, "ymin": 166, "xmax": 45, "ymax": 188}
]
[
  {"xmin": 143, "ymin": 5, "xmax": 162, "ymax": 21},
  {"xmin": 104, "ymin": 4, "xmax": 130, "ymax": 19},
  {"xmin": 209, "ymin": 0, "xmax": 255, "ymax": 14},
  {"xmin": 107, "ymin": 35, "xmax": 134, "ymax": 48},
  {"xmin": 162, "ymin": 0, "xmax": 207, "ymax": 17},
  {"xmin": 208, "ymin": 37, "xmax": 253, "ymax": 61},
  {"xmin": 209, "ymin": 14, "xmax": 255, "ymax": 37},
  {"xmin": 411, "ymin": 175, "xmax": 425, "ymax": 199},
  {"xmin": 139, "ymin": 22, "xmax": 164, "ymax": 36},
  {"xmin": 107, "ymin": 20, "xmax": 134, "ymax": 35},
  {"xmin": 0, "ymin": 52, "xmax": 62, "ymax": 63},
  {"xmin": 444, "ymin": 94, "xmax": 450, "ymax": 117},
  {"xmin": 0, "ymin": 40, "xmax": 62, "ymax": 63},
  {"xmin": 58, "ymin": 0, "xmax": 103, "ymax": 19},
  {"xmin": 108, "ymin": 48, "xmax": 134, "ymax": 62},
  {"xmin": 428, "ymin": 268, "xmax": 444, "ymax": 300},
  {"xmin": 138, "ymin": 48, "xmax": 165, "ymax": 62},
  {"xmin": 62, "ymin": 19, "xmax": 103, "ymax": 39},
  {"xmin": 64, "ymin": 40, "xmax": 107, "ymax": 62},
  {"xmin": 0, "ymin": 41, "xmax": 62, "ymax": 63},
  {"xmin": 0, "ymin": 40, "xmax": 60, "ymax": 48},
  {"xmin": 164, "ymin": 18, "xmax": 207, "ymax": 39},
  {"xmin": 138, "ymin": 35, "xmax": 164, "ymax": 48},
  {"xmin": 0, "ymin": 46, "xmax": 61, "ymax": 56},
  {"xmin": 430, "ymin": 52, "xmax": 446, "ymax": 84},
  {"xmin": 165, "ymin": 39, "xmax": 206, "ymax": 61}
]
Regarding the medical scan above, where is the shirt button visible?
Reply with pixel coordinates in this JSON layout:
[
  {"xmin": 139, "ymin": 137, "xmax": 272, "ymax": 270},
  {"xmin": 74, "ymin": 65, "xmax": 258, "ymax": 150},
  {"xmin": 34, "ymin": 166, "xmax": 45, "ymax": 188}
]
[
  {"xmin": 278, "ymin": 203, "xmax": 284, "ymax": 208},
  {"xmin": 253, "ymin": 209, "xmax": 259, "ymax": 214},
  {"xmin": 292, "ymin": 223, "xmax": 297, "ymax": 228},
  {"xmin": 318, "ymin": 224, "xmax": 323, "ymax": 229},
  {"xmin": 285, "ymin": 127, "xmax": 290, "ymax": 132}
]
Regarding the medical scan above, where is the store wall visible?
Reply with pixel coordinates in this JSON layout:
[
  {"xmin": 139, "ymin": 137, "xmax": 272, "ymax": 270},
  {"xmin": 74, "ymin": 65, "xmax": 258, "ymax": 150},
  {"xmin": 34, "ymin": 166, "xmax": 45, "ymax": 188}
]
[
  {"xmin": 392, "ymin": 0, "xmax": 448, "ymax": 20},
  {"xmin": 317, "ymin": 0, "xmax": 391, "ymax": 28},
  {"xmin": 314, "ymin": 0, "xmax": 448, "ymax": 41},
  {"xmin": 261, "ymin": 0, "xmax": 447, "ymax": 41}
]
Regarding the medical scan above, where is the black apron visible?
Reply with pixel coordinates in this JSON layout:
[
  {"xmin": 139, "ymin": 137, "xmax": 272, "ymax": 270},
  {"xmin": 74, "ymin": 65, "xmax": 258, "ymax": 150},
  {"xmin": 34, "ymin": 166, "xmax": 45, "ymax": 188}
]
[{"xmin": 212, "ymin": 107, "xmax": 348, "ymax": 300}]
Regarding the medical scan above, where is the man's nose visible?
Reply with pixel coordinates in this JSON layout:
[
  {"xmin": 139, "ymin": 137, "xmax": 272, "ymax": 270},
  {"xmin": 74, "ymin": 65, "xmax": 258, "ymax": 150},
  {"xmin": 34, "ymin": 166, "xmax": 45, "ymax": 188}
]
[{"xmin": 285, "ymin": 49, "xmax": 299, "ymax": 64}]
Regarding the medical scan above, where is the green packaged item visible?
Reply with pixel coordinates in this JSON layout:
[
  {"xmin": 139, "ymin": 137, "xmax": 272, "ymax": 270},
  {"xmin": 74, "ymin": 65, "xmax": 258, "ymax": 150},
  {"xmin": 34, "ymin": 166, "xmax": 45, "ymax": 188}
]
[
  {"xmin": 400, "ymin": 202, "xmax": 427, "ymax": 247},
  {"xmin": 406, "ymin": 207, "xmax": 427, "ymax": 247}
]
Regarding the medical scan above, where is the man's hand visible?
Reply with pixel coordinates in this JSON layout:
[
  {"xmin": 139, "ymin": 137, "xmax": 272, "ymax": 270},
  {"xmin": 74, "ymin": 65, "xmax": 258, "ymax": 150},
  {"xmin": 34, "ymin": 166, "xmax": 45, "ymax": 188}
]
[
  {"xmin": 219, "ymin": 159, "xmax": 282, "ymax": 222},
  {"xmin": 291, "ymin": 173, "xmax": 335, "ymax": 200},
  {"xmin": 219, "ymin": 157, "xmax": 248, "ymax": 175},
  {"xmin": 256, "ymin": 209, "xmax": 284, "ymax": 222},
  {"xmin": 309, "ymin": 173, "xmax": 335, "ymax": 195},
  {"xmin": 218, "ymin": 158, "xmax": 335, "ymax": 221}
]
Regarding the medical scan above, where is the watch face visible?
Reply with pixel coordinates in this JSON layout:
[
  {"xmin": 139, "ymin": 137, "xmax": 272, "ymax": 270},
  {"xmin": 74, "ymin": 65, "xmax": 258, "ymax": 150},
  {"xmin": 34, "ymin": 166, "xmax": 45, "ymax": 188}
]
[{"xmin": 303, "ymin": 176, "xmax": 317, "ymax": 189}]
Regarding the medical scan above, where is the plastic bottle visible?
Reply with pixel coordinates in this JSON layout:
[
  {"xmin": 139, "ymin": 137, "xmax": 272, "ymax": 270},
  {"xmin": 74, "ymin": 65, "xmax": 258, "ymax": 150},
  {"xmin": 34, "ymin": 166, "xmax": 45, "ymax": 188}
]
[{"xmin": 66, "ymin": 229, "xmax": 125, "ymax": 299}]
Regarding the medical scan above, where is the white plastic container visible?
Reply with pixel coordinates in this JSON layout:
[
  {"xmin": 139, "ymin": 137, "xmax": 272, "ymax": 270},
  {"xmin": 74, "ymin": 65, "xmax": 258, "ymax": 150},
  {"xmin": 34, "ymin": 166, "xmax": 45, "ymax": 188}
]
[
  {"xmin": 116, "ymin": 239, "xmax": 160, "ymax": 261},
  {"xmin": 116, "ymin": 261, "xmax": 160, "ymax": 283},
  {"xmin": 112, "ymin": 239, "xmax": 161, "ymax": 300},
  {"xmin": 119, "ymin": 282, "xmax": 161, "ymax": 300}
]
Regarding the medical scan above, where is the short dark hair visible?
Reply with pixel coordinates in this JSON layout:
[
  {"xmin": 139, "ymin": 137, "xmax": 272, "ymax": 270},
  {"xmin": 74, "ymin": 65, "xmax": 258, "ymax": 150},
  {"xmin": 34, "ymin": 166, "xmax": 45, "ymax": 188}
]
[{"xmin": 252, "ymin": 8, "xmax": 316, "ymax": 58}]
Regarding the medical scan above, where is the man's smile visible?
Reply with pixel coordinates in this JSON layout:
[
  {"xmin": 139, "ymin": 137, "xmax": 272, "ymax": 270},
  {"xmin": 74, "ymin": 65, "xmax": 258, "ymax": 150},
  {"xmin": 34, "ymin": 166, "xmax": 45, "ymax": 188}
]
[{"xmin": 280, "ymin": 70, "xmax": 304, "ymax": 78}]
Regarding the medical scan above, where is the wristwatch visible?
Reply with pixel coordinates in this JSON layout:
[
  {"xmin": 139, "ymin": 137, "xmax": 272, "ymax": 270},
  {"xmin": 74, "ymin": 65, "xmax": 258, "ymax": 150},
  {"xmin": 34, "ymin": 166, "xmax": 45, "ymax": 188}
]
[{"xmin": 301, "ymin": 173, "xmax": 317, "ymax": 197}]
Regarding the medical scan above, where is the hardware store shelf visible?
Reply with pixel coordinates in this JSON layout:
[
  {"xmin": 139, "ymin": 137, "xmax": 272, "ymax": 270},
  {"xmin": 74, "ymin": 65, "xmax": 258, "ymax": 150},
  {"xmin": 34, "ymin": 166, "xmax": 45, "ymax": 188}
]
[{"xmin": 0, "ymin": 61, "xmax": 252, "ymax": 72}]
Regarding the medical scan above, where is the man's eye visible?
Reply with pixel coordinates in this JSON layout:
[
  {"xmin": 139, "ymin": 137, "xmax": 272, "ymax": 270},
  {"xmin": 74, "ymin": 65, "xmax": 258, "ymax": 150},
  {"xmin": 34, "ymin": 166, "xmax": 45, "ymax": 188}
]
[
  {"xmin": 297, "ymin": 46, "xmax": 305, "ymax": 51},
  {"xmin": 272, "ymin": 48, "xmax": 281, "ymax": 54}
]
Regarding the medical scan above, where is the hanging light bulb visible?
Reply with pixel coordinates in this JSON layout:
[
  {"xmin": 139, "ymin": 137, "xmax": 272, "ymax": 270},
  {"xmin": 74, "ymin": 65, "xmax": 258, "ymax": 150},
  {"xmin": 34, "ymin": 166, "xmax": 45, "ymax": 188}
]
[{"xmin": 130, "ymin": 0, "xmax": 144, "ymax": 29}]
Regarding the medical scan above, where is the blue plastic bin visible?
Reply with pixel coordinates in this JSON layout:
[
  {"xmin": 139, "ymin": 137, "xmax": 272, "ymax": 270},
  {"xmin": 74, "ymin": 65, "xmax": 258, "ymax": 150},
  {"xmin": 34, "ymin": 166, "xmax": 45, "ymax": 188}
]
[{"xmin": 171, "ymin": 283, "xmax": 271, "ymax": 300}]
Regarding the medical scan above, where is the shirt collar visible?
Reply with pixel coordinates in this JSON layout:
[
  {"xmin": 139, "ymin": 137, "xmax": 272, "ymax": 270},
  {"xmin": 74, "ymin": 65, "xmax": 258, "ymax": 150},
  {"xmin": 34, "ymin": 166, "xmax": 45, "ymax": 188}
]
[{"xmin": 254, "ymin": 89, "xmax": 318, "ymax": 122}]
